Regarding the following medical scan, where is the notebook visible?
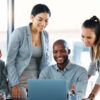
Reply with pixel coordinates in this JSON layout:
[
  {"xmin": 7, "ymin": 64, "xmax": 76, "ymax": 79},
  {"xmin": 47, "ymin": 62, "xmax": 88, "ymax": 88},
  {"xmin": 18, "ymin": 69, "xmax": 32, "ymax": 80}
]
[{"xmin": 28, "ymin": 79, "xmax": 67, "ymax": 100}]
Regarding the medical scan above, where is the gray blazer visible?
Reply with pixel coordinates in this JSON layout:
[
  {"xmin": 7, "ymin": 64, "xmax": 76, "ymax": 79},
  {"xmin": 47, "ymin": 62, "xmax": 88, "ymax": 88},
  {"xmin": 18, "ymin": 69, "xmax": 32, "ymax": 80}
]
[
  {"xmin": 88, "ymin": 48, "xmax": 100, "ymax": 85},
  {"xmin": 0, "ymin": 60, "xmax": 8, "ymax": 94},
  {"xmin": 6, "ymin": 23, "xmax": 51, "ymax": 87}
]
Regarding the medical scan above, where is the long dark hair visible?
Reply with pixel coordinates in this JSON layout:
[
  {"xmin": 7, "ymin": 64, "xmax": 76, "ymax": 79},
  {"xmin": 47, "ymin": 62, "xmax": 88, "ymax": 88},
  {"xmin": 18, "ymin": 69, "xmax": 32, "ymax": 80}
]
[{"xmin": 82, "ymin": 16, "xmax": 100, "ymax": 62}]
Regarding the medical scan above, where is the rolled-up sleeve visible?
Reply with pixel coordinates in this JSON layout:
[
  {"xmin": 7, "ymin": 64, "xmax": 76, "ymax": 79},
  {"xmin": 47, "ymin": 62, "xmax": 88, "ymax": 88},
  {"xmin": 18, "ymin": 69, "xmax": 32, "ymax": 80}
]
[
  {"xmin": 95, "ymin": 58, "xmax": 100, "ymax": 85},
  {"xmin": 95, "ymin": 73, "xmax": 100, "ymax": 85},
  {"xmin": 75, "ymin": 68, "xmax": 88, "ymax": 99},
  {"xmin": 88, "ymin": 62, "xmax": 96, "ymax": 76}
]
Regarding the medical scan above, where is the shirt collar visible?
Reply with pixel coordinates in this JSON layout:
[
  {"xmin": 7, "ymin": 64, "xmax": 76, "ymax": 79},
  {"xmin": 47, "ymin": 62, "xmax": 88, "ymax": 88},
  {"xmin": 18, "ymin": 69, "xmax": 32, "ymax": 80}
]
[{"xmin": 55, "ymin": 60, "xmax": 72, "ymax": 72}]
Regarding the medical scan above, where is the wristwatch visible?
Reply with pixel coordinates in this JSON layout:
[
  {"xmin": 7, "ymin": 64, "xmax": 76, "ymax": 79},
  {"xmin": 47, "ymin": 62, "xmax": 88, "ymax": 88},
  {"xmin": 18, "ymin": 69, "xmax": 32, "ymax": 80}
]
[
  {"xmin": 90, "ymin": 93, "xmax": 95, "ymax": 98},
  {"xmin": 88, "ymin": 93, "xmax": 95, "ymax": 100}
]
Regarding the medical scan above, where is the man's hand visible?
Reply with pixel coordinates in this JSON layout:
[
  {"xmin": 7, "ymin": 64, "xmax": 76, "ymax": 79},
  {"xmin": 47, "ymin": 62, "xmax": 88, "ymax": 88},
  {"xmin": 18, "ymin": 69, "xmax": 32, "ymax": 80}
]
[
  {"xmin": 12, "ymin": 85, "xmax": 22, "ymax": 99},
  {"xmin": 67, "ymin": 83, "xmax": 76, "ymax": 99},
  {"xmin": 25, "ymin": 85, "xmax": 28, "ymax": 92},
  {"xmin": 70, "ymin": 82, "xmax": 75, "ymax": 94}
]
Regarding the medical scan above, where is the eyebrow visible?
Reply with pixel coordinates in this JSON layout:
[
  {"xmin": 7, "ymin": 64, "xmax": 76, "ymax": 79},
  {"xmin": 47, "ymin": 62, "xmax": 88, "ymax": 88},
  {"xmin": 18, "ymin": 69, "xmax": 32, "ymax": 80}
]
[
  {"xmin": 38, "ymin": 17, "xmax": 42, "ymax": 19},
  {"xmin": 38, "ymin": 16, "xmax": 48, "ymax": 20}
]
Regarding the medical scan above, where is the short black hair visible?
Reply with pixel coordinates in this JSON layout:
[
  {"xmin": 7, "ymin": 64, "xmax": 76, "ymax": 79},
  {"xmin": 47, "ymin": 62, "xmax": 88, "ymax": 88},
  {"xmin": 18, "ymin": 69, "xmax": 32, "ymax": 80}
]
[
  {"xmin": 31, "ymin": 4, "xmax": 51, "ymax": 17},
  {"xmin": 53, "ymin": 39, "xmax": 69, "ymax": 50}
]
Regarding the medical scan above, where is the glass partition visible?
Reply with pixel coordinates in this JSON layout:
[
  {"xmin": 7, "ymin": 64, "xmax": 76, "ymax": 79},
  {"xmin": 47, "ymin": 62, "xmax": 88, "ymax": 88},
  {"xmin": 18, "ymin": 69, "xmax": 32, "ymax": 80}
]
[{"xmin": 0, "ymin": 0, "xmax": 7, "ymax": 61}]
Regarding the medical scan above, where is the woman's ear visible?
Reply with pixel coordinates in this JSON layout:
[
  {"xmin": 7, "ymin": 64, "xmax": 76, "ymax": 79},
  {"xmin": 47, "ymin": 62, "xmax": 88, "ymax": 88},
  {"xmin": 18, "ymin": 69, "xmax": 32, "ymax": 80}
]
[{"xmin": 30, "ymin": 15, "xmax": 34, "ymax": 20}]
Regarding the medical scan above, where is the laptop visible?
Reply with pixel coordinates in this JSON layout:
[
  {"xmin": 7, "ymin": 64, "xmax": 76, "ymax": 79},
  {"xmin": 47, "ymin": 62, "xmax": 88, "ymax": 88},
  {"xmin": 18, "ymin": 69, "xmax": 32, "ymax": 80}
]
[{"xmin": 28, "ymin": 79, "xmax": 67, "ymax": 100}]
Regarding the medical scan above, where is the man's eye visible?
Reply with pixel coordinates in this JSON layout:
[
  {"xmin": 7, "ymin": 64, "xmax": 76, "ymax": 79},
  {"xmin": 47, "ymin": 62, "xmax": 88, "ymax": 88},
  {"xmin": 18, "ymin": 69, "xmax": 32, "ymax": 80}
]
[
  {"xmin": 53, "ymin": 51, "xmax": 57, "ymax": 53},
  {"xmin": 45, "ymin": 20, "xmax": 48, "ymax": 23},
  {"xmin": 61, "ymin": 50, "xmax": 65, "ymax": 53}
]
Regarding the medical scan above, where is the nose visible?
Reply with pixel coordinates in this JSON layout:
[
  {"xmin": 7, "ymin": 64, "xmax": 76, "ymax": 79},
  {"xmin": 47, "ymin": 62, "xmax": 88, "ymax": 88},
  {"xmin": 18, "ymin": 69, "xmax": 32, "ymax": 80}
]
[
  {"xmin": 82, "ymin": 37, "xmax": 88, "ymax": 43},
  {"xmin": 41, "ymin": 21, "xmax": 46, "ymax": 27},
  {"xmin": 56, "ymin": 51, "xmax": 61, "ymax": 57}
]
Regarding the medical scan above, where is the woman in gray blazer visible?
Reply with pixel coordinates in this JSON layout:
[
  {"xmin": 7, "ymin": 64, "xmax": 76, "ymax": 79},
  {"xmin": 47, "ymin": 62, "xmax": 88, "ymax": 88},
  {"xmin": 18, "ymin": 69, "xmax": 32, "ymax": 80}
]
[
  {"xmin": 82, "ymin": 16, "xmax": 100, "ymax": 100},
  {"xmin": 6, "ymin": 4, "xmax": 51, "ymax": 99}
]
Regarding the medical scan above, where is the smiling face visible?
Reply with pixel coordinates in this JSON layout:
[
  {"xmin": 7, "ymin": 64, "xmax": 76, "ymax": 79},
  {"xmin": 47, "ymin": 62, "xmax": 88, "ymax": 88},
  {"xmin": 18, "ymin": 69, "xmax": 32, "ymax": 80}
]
[
  {"xmin": 31, "ymin": 12, "xmax": 49, "ymax": 32},
  {"xmin": 81, "ymin": 27, "xmax": 96, "ymax": 47},
  {"xmin": 53, "ymin": 41, "xmax": 69, "ymax": 69}
]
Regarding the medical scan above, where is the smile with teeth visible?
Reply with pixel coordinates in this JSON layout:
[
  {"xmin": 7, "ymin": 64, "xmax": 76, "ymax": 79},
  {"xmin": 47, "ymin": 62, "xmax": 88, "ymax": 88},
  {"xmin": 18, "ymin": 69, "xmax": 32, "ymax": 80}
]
[
  {"xmin": 57, "ymin": 57, "xmax": 64, "ymax": 62},
  {"xmin": 57, "ymin": 57, "xmax": 63, "ymax": 60}
]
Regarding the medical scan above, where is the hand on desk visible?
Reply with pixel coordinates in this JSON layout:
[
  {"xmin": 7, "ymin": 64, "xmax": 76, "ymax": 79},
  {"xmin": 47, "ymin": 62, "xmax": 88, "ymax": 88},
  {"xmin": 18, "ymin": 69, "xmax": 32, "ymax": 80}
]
[
  {"xmin": 12, "ymin": 85, "xmax": 22, "ymax": 99},
  {"xmin": 11, "ymin": 85, "xmax": 27, "ymax": 99}
]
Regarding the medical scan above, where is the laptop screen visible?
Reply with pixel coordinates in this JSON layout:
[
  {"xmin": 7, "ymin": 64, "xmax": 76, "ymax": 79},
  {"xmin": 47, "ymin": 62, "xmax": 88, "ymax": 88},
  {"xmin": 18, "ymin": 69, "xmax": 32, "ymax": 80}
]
[{"xmin": 28, "ymin": 79, "xmax": 67, "ymax": 100}]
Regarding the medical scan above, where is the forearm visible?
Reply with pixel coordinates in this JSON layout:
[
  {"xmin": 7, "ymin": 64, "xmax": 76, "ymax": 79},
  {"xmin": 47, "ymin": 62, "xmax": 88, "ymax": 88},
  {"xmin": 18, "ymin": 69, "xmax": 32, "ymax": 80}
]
[
  {"xmin": 88, "ymin": 84, "xmax": 100, "ymax": 99},
  {"xmin": 88, "ymin": 74, "xmax": 91, "ymax": 79}
]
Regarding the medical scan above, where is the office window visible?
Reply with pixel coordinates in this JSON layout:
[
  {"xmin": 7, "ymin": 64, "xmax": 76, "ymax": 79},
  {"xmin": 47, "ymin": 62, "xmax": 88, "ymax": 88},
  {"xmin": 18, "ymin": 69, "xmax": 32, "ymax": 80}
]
[{"xmin": 0, "ymin": 0, "xmax": 7, "ymax": 61}]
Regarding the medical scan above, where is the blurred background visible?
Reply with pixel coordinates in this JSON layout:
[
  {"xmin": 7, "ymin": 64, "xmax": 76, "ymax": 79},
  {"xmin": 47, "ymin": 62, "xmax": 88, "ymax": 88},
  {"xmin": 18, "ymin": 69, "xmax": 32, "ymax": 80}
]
[{"xmin": 0, "ymin": 0, "xmax": 100, "ymax": 99}]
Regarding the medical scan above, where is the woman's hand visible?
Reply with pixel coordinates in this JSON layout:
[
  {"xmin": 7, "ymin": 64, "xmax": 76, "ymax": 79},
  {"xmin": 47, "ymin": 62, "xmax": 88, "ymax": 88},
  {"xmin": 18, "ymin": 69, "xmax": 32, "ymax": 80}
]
[{"xmin": 12, "ymin": 85, "xmax": 22, "ymax": 99}]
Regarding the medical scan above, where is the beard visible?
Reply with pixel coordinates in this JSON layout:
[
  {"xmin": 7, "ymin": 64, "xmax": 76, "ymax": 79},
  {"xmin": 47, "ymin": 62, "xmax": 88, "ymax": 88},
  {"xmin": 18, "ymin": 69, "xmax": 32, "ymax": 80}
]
[{"xmin": 56, "ymin": 55, "xmax": 69, "ymax": 65}]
